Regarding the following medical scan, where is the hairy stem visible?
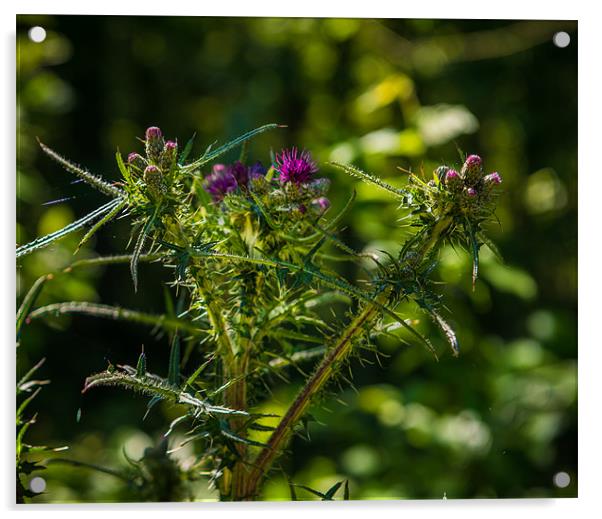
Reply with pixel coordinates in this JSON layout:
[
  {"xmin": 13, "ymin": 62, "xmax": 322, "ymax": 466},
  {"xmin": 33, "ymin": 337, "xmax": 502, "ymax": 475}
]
[{"xmin": 244, "ymin": 297, "xmax": 381, "ymax": 499}]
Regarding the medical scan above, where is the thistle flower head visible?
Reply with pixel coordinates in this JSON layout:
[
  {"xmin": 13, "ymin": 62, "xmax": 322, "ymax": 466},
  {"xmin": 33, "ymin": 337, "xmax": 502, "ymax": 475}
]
[
  {"xmin": 484, "ymin": 172, "xmax": 502, "ymax": 185},
  {"xmin": 274, "ymin": 148, "xmax": 318, "ymax": 184},
  {"xmin": 229, "ymin": 161, "xmax": 249, "ymax": 187},
  {"xmin": 464, "ymin": 154, "xmax": 482, "ymax": 170},
  {"xmin": 445, "ymin": 169, "xmax": 463, "ymax": 192},
  {"xmin": 462, "ymin": 154, "xmax": 484, "ymax": 186},
  {"xmin": 203, "ymin": 164, "xmax": 237, "ymax": 202},
  {"xmin": 128, "ymin": 152, "xmax": 143, "ymax": 164},
  {"xmin": 445, "ymin": 169, "xmax": 459, "ymax": 181},
  {"xmin": 145, "ymin": 126, "xmax": 163, "ymax": 140},
  {"xmin": 466, "ymin": 187, "xmax": 478, "ymax": 197}
]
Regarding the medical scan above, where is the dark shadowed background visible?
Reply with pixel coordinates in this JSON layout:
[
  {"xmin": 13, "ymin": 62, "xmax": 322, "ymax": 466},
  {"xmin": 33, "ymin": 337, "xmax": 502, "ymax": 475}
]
[{"xmin": 16, "ymin": 16, "xmax": 577, "ymax": 501}]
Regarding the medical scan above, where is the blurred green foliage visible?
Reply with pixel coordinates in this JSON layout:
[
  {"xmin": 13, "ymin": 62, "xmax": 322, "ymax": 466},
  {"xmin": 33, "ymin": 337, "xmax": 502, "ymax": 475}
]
[{"xmin": 16, "ymin": 16, "xmax": 577, "ymax": 501}]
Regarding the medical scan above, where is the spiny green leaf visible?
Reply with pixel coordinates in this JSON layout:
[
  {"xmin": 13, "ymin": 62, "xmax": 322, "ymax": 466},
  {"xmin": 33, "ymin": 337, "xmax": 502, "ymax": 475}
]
[
  {"xmin": 478, "ymin": 231, "xmax": 503, "ymax": 263},
  {"xmin": 136, "ymin": 349, "xmax": 147, "ymax": 378},
  {"xmin": 178, "ymin": 133, "xmax": 196, "ymax": 165},
  {"xmin": 83, "ymin": 368, "xmax": 247, "ymax": 417},
  {"xmin": 183, "ymin": 123, "xmax": 281, "ymax": 172},
  {"xmin": 75, "ymin": 198, "xmax": 127, "ymax": 253},
  {"xmin": 27, "ymin": 301, "xmax": 205, "ymax": 336},
  {"xmin": 184, "ymin": 356, "xmax": 213, "ymax": 389},
  {"xmin": 329, "ymin": 161, "xmax": 407, "ymax": 199},
  {"xmin": 16, "ymin": 198, "xmax": 123, "ymax": 258},
  {"xmin": 38, "ymin": 140, "xmax": 124, "ymax": 197},
  {"xmin": 115, "ymin": 150, "xmax": 131, "ymax": 183},
  {"xmin": 130, "ymin": 208, "xmax": 159, "ymax": 292},
  {"xmin": 65, "ymin": 252, "xmax": 167, "ymax": 272},
  {"xmin": 17, "ymin": 275, "xmax": 49, "ymax": 338},
  {"xmin": 16, "ymin": 387, "xmax": 42, "ymax": 423},
  {"xmin": 17, "ymin": 357, "xmax": 47, "ymax": 393},
  {"xmin": 323, "ymin": 480, "xmax": 344, "ymax": 500}
]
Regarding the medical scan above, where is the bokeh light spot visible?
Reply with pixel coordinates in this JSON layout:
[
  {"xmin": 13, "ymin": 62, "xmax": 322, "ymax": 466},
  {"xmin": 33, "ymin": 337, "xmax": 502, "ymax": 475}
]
[
  {"xmin": 553, "ymin": 32, "xmax": 570, "ymax": 48},
  {"xmin": 553, "ymin": 471, "xmax": 570, "ymax": 488},
  {"xmin": 28, "ymin": 26, "xmax": 46, "ymax": 43},
  {"xmin": 29, "ymin": 476, "xmax": 46, "ymax": 493}
]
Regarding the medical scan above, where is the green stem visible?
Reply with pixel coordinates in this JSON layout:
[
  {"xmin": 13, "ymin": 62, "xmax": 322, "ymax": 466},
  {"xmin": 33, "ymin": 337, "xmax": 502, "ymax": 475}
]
[{"xmin": 244, "ymin": 297, "xmax": 382, "ymax": 499}]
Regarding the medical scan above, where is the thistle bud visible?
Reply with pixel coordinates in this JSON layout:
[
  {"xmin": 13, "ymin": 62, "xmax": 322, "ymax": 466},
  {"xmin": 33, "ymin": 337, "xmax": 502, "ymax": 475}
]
[
  {"xmin": 466, "ymin": 187, "xmax": 478, "ymax": 197},
  {"xmin": 435, "ymin": 165, "xmax": 450, "ymax": 183},
  {"xmin": 461, "ymin": 154, "xmax": 483, "ymax": 186},
  {"xmin": 484, "ymin": 172, "xmax": 502, "ymax": 186},
  {"xmin": 145, "ymin": 126, "xmax": 165, "ymax": 163},
  {"xmin": 445, "ymin": 169, "xmax": 462, "ymax": 192},
  {"xmin": 144, "ymin": 165, "xmax": 165, "ymax": 199},
  {"xmin": 160, "ymin": 140, "xmax": 178, "ymax": 173},
  {"xmin": 311, "ymin": 197, "xmax": 331, "ymax": 214},
  {"xmin": 127, "ymin": 152, "xmax": 146, "ymax": 172}
]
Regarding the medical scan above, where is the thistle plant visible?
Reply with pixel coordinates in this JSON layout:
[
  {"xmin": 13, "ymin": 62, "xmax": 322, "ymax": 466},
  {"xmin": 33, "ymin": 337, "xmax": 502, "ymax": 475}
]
[{"xmin": 17, "ymin": 124, "xmax": 502, "ymax": 501}]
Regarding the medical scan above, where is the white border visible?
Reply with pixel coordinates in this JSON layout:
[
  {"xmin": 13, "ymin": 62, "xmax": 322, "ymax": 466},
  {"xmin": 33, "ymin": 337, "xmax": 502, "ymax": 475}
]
[{"xmin": 3, "ymin": 1, "xmax": 598, "ymax": 517}]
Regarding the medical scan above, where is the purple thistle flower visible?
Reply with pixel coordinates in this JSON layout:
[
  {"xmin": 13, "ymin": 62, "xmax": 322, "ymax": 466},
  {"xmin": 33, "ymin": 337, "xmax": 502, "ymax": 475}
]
[
  {"xmin": 484, "ymin": 172, "xmax": 502, "ymax": 185},
  {"xmin": 203, "ymin": 164, "xmax": 237, "ymax": 202},
  {"xmin": 249, "ymin": 161, "xmax": 266, "ymax": 180},
  {"xmin": 274, "ymin": 147, "xmax": 318, "ymax": 184},
  {"xmin": 464, "ymin": 154, "xmax": 482, "ymax": 170},
  {"xmin": 466, "ymin": 187, "xmax": 478, "ymax": 197},
  {"xmin": 229, "ymin": 161, "xmax": 249, "ymax": 187}
]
